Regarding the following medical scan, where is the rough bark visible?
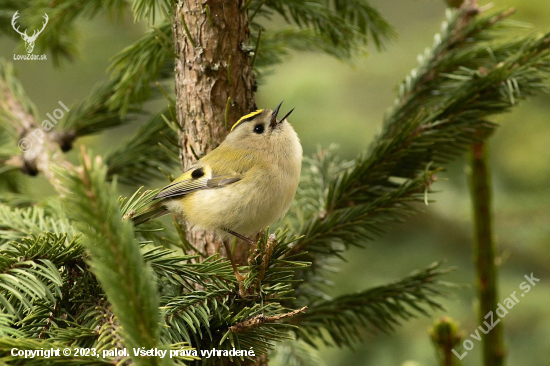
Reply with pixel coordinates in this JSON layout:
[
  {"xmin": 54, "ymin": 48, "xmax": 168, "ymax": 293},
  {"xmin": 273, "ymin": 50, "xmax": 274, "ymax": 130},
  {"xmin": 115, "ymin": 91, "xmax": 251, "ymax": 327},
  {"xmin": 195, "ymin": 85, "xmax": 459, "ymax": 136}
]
[{"xmin": 172, "ymin": 2, "xmax": 256, "ymax": 258}]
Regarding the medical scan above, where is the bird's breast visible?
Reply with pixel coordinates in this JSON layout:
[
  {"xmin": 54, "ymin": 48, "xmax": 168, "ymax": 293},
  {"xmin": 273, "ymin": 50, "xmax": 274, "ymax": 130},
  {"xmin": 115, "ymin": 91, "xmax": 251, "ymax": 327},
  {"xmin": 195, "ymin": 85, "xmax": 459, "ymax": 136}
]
[{"xmin": 178, "ymin": 155, "xmax": 300, "ymax": 236}]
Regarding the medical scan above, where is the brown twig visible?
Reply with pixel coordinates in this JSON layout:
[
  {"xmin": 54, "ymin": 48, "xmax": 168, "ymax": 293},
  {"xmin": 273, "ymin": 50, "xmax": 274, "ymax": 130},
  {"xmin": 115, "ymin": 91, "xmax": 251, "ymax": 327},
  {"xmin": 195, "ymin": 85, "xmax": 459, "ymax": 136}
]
[
  {"xmin": 38, "ymin": 300, "xmax": 59, "ymax": 339},
  {"xmin": 229, "ymin": 306, "xmax": 307, "ymax": 333},
  {"xmin": 258, "ymin": 234, "xmax": 276, "ymax": 283},
  {"xmin": 0, "ymin": 68, "xmax": 75, "ymax": 179}
]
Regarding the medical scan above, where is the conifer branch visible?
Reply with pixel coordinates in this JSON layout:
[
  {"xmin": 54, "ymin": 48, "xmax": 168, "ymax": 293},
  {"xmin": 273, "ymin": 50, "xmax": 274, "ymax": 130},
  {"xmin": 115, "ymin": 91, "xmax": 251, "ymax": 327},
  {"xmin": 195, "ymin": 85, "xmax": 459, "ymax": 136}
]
[
  {"xmin": 132, "ymin": 0, "xmax": 172, "ymax": 23},
  {"xmin": 56, "ymin": 81, "xmax": 131, "ymax": 139},
  {"xmin": 143, "ymin": 247, "xmax": 234, "ymax": 293},
  {"xmin": 229, "ymin": 306, "xmax": 307, "ymax": 333},
  {"xmin": 106, "ymin": 21, "xmax": 173, "ymax": 115},
  {"xmin": 251, "ymin": 28, "xmax": 362, "ymax": 71},
  {"xmin": 105, "ymin": 107, "xmax": 179, "ymax": 185},
  {"xmin": 470, "ymin": 142, "xmax": 505, "ymax": 364},
  {"xmin": 0, "ymin": 255, "xmax": 63, "ymax": 317},
  {"xmin": 0, "ymin": 233, "xmax": 91, "ymax": 339},
  {"xmin": 1, "ymin": 2, "xmax": 549, "ymax": 365},
  {"xmin": 163, "ymin": 289, "xmax": 234, "ymax": 345},
  {"xmin": 0, "ymin": 314, "xmax": 23, "ymax": 337},
  {"xmin": 0, "ymin": 59, "xmax": 74, "ymax": 178},
  {"xmin": 290, "ymin": 263, "xmax": 452, "ymax": 347},
  {"xmin": 41, "ymin": 22, "xmax": 174, "ymax": 137},
  {"xmin": 289, "ymin": 7, "xmax": 550, "ymax": 277},
  {"xmin": 1, "ymin": 233, "xmax": 82, "ymax": 268},
  {"xmin": 430, "ymin": 317, "xmax": 464, "ymax": 366},
  {"xmin": 158, "ymin": 231, "xmax": 309, "ymax": 360},
  {"xmin": 0, "ymin": 205, "xmax": 75, "ymax": 244},
  {"xmin": 53, "ymin": 150, "xmax": 164, "ymax": 366},
  {"xmin": 92, "ymin": 302, "xmax": 126, "ymax": 359},
  {"xmin": 252, "ymin": 0, "xmax": 396, "ymax": 53},
  {"xmin": 38, "ymin": 299, "xmax": 59, "ymax": 339}
]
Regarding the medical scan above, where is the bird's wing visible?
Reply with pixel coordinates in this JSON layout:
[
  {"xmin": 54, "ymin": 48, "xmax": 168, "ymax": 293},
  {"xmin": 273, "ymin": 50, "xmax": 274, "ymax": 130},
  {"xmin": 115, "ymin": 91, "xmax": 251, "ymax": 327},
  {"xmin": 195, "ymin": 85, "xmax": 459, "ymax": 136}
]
[
  {"xmin": 153, "ymin": 164, "xmax": 241, "ymax": 200},
  {"xmin": 131, "ymin": 203, "xmax": 170, "ymax": 225}
]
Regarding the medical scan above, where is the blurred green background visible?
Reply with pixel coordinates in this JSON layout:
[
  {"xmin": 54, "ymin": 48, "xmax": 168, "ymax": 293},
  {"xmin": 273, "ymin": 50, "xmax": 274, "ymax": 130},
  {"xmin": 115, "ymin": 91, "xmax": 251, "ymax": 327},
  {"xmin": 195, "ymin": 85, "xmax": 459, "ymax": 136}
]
[{"xmin": 1, "ymin": 0, "xmax": 549, "ymax": 365}]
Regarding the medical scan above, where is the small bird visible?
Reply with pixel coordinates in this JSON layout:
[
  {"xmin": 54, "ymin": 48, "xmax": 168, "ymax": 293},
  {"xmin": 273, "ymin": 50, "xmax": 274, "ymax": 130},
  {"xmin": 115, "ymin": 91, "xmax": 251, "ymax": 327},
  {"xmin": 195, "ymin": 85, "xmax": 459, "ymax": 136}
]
[{"xmin": 132, "ymin": 101, "xmax": 302, "ymax": 294}]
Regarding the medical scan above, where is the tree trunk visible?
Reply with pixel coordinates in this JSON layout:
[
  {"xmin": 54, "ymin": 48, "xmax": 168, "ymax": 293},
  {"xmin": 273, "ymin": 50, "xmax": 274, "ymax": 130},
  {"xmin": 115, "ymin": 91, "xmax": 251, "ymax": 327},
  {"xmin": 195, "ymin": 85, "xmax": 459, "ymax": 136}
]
[{"xmin": 173, "ymin": 0, "xmax": 256, "ymax": 260}]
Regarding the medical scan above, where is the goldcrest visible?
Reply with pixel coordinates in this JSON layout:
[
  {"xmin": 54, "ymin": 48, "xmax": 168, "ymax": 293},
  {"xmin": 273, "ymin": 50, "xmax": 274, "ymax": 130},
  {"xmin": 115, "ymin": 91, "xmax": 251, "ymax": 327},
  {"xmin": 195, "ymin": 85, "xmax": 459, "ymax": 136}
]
[{"xmin": 133, "ymin": 101, "xmax": 302, "ymax": 244}]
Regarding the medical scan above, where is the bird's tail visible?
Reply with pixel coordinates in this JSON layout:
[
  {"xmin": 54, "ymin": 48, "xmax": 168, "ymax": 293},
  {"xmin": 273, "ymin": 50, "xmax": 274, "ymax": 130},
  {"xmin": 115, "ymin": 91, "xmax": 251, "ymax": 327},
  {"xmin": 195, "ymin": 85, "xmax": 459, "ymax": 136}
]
[{"xmin": 131, "ymin": 202, "xmax": 170, "ymax": 226}]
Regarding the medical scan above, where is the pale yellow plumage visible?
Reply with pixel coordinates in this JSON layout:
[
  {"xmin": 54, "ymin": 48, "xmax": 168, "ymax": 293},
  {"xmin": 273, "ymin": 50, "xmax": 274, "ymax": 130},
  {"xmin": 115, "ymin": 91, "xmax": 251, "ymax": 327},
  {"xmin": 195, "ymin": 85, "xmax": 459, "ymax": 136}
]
[{"xmin": 133, "ymin": 103, "xmax": 302, "ymax": 243}]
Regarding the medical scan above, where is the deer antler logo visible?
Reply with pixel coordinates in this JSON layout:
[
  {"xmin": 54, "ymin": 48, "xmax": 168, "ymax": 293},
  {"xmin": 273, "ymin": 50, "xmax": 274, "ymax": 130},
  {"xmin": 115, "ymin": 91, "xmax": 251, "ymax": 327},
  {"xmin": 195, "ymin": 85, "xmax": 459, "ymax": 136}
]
[{"xmin": 11, "ymin": 11, "xmax": 48, "ymax": 54}]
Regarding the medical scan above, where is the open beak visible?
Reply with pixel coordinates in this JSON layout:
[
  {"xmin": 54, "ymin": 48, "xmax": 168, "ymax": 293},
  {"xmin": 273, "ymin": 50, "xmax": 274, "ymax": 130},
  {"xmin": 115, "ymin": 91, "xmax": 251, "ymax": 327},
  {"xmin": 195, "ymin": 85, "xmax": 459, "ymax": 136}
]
[{"xmin": 270, "ymin": 100, "xmax": 294, "ymax": 128}]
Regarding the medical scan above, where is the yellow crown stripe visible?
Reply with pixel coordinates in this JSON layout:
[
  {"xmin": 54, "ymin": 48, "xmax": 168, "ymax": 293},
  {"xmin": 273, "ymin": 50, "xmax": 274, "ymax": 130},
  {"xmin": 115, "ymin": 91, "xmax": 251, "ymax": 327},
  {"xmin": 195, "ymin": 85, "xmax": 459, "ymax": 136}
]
[{"xmin": 230, "ymin": 109, "xmax": 264, "ymax": 131}]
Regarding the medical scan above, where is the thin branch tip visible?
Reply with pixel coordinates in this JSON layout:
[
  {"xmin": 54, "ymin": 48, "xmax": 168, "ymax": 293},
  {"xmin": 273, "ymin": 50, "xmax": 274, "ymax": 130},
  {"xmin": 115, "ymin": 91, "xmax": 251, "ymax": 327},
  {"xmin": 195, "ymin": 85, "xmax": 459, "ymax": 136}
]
[{"xmin": 229, "ymin": 306, "xmax": 307, "ymax": 333}]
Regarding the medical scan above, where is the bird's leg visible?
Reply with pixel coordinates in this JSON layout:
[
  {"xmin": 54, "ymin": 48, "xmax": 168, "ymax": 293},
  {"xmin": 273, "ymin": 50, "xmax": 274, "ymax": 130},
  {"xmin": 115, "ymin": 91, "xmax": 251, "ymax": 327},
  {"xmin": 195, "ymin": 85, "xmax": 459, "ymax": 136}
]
[
  {"xmin": 222, "ymin": 240, "xmax": 248, "ymax": 298},
  {"xmin": 224, "ymin": 228, "xmax": 255, "ymax": 245},
  {"xmin": 222, "ymin": 229, "xmax": 257, "ymax": 298}
]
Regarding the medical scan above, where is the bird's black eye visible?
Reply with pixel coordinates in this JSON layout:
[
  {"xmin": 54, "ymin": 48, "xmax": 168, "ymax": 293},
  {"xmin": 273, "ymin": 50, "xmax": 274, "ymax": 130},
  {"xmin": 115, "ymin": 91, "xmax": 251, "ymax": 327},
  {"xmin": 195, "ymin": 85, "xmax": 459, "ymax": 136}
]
[{"xmin": 253, "ymin": 124, "xmax": 264, "ymax": 134}]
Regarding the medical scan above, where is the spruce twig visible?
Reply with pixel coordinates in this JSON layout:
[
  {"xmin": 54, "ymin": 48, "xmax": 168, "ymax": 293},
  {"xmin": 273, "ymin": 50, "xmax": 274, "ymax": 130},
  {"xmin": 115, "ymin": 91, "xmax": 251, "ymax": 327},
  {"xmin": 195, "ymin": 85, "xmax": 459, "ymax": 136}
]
[
  {"xmin": 229, "ymin": 306, "xmax": 307, "ymax": 333},
  {"xmin": 430, "ymin": 317, "xmax": 464, "ymax": 366},
  {"xmin": 469, "ymin": 142, "xmax": 505, "ymax": 365}
]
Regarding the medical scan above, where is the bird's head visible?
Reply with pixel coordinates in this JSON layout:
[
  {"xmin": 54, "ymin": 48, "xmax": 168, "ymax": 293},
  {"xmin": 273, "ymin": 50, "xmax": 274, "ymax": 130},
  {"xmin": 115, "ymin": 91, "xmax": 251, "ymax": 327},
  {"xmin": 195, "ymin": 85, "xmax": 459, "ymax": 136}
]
[{"xmin": 226, "ymin": 101, "xmax": 298, "ymax": 152}]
